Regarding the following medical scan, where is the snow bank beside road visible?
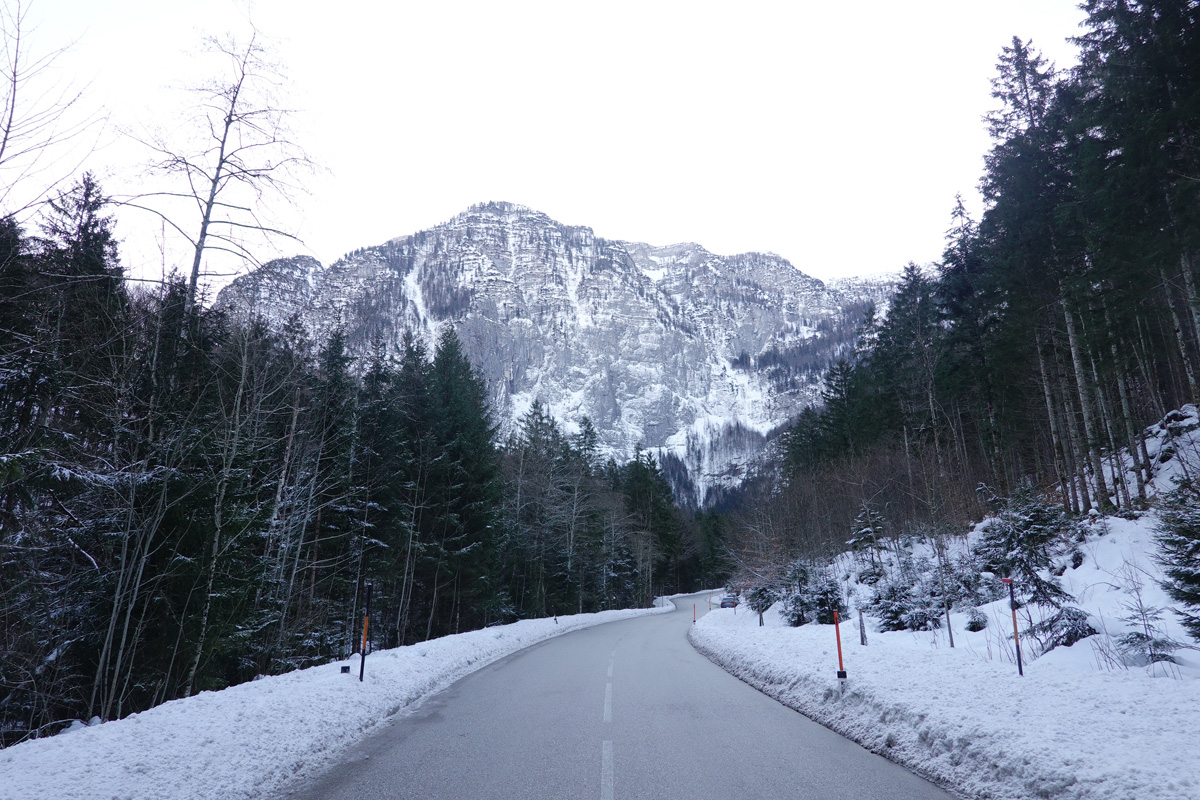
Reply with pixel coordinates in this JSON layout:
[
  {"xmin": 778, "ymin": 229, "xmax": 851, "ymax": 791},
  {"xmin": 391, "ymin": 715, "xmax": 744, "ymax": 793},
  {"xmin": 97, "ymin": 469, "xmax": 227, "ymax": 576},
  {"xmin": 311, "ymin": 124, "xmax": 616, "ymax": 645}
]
[
  {"xmin": 0, "ymin": 605, "xmax": 670, "ymax": 800},
  {"xmin": 690, "ymin": 602, "xmax": 1200, "ymax": 800},
  {"xmin": 691, "ymin": 408, "xmax": 1200, "ymax": 800}
]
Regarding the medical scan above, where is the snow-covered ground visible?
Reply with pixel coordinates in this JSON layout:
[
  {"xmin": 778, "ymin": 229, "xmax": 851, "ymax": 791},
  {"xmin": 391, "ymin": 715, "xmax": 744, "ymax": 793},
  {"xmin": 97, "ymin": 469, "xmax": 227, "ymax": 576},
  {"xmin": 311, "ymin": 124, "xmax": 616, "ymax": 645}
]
[
  {"xmin": 691, "ymin": 410, "xmax": 1200, "ymax": 800},
  {"xmin": 0, "ymin": 604, "xmax": 671, "ymax": 800}
]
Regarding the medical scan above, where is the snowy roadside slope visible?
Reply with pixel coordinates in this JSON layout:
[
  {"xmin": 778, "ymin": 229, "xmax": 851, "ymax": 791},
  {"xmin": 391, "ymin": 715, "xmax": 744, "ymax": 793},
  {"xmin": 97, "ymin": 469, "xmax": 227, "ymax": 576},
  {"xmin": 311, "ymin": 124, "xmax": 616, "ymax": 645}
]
[
  {"xmin": 690, "ymin": 524, "xmax": 1200, "ymax": 800},
  {"xmin": 691, "ymin": 406, "xmax": 1200, "ymax": 800},
  {"xmin": 692, "ymin": 603, "xmax": 1200, "ymax": 800},
  {"xmin": 0, "ymin": 604, "xmax": 671, "ymax": 800}
]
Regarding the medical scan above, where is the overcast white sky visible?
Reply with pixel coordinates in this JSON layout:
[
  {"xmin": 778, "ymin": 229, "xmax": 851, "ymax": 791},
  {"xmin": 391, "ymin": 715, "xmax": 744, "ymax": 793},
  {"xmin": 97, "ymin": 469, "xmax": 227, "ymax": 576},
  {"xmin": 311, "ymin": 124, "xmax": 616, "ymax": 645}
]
[{"xmin": 18, "ymin": 0, "xmax": 1087, "ymax": 287}]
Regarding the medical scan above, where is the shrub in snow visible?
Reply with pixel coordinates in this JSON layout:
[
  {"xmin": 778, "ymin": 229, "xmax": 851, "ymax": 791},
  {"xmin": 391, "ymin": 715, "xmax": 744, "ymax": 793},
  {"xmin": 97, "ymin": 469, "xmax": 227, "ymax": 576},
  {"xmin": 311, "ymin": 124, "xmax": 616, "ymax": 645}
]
[
  {"xmin": 1022, "ymin": 606, "xmax": 1096, "ymax": 653},
  {"xmin": 866, "ymin": 578, "xmax": 940, "ymax": 631},
  {"xmin": 778, "ymin": 561, "xmax": 813, "ymax": 626},
  {"xmin": 778, "ymin": 562, "xmax": 846, "ymax": 626},
  {"xmin": 974, "ymin": 483, "xmax": 1075, "ymax": 608},
  {"xmin": 810, "ymin": 572, "xmax": 847, "ymax": 624},
  {"xmin": 1155, "ymin": 483, "xmax": 1200, "ymax": 642},
  {"xmin": 1117, "ymin": 630, "xmax": 1181, "ymax": 665},
  {"xmin": 903, "ymin": 604, "xmax": 942, "ymax": 631},
  {"xmin": 1070, "ymin": 547, "xmax": 1085, "ymax": 570},
  {"xmin": 779, "ymin": 590, "xmax": 810, "ymax": 627},
  {"xmin": 863, "ymin": 547, "xmax": 947, "ymax": 632},
  {"xmin": 965, "ymin": 607, "xmax": 988, "ymax": 632},
  {"xmin": 868, "ymin": 582, "xmax": 911, "ymax": 632},
  {"xmin": 856, "ymin": 562, "xmax": 886, "ymax": 586},
  {"xmin": 1114, "ymin": 561, "xmax": 1187, "ymax": 667},
  {"xmin": 951, "ymin": 551, "xmax": 1006, "ymax": 608},
  {"xmin": 846, "ymin": 505, "xmax": 887, "ymax": 568},
  {"xmin": 746, "ymin": 584, "xmax": 777, "ymax": 626}
]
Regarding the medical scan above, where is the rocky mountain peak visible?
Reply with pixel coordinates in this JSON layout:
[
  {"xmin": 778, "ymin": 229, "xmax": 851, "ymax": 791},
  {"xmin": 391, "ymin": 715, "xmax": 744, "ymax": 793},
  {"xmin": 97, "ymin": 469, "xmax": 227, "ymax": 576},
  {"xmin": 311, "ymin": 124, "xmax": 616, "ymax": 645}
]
[{"xmin": 216, "ymin": 204, "xmax": 887, "ymax": 505}]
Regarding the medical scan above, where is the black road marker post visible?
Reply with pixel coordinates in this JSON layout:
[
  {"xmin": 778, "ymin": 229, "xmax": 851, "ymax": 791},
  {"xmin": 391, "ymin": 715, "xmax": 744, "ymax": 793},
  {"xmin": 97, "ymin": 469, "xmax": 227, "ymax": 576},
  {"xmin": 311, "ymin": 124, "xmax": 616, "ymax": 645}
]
[
  {"xmin": 1002, "ymin": 578, "xmax": 1023, "ymax": 676},
  {"xmin": 359, "ymin": 582, "xmax": 372, "ymax": 682}
]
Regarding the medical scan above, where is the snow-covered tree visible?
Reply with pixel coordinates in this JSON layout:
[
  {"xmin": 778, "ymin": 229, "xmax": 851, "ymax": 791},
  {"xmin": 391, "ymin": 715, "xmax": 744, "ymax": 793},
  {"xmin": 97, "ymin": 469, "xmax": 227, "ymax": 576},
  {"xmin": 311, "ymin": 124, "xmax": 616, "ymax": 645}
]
[
  {"xmin": 975, "ymin": 484, "xmax": 1074, "ymax": 608},
  {"xmin": 1156, "ymin": 484, "xmax": 1200, "ymax": 642}
]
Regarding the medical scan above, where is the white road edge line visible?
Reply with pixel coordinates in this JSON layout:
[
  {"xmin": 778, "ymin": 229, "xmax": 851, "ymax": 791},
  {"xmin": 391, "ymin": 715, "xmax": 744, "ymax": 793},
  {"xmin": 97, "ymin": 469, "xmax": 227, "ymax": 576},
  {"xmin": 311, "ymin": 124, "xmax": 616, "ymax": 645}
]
[
  {"xmin": 601, "ymin": 740, "xmax": 614, "ymax": 800},
  {"xmin": 603, "ymin": 682, "xmax": 613, "ymax": 723}
]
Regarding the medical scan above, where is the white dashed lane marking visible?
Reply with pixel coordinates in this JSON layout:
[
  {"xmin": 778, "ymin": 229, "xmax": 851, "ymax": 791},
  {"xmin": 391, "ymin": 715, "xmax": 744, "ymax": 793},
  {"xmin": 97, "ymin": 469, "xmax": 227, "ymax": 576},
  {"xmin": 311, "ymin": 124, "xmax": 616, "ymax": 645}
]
[{"xmin": 603, "ymin": 682, "xmax": 612, "ymax": 723}]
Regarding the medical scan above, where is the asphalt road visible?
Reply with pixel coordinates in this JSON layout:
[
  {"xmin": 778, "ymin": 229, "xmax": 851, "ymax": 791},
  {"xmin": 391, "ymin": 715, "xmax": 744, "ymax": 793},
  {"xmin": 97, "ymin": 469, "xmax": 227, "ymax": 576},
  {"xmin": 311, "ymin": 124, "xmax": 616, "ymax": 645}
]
[{"xmin": 281, "ymin": 592, "xmax": 955, "ymax": 800}]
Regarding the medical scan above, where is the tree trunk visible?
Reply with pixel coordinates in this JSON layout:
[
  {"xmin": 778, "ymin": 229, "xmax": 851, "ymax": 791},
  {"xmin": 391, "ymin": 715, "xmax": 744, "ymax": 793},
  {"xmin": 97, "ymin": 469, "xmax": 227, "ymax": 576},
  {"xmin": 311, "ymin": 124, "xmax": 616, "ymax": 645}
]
[
  {"xmin": 184, "ymin": 332, "xmax": 250, "ymax": 697},
  {"xmin": 1090, "ymin": 355, "xmax": 1129, "ymax": 510},
  {"xmin": 1134, "ymin": 315, "xmax": 1167, "ymax": 421},
  {"xmin": 1055, "ymin": 339, "xmax": 1092, "ymax": 513},
  {"xmin": 1104, "ymin": 309, "xmax": 1147, "ymax": 504},
  {"xmin": 1036, "ymin": 332, "xmax": 1074, "ymax": 513},
  {"xmin": 1063, "ymin": 298, "xmax": 1111, "ymax": 507},
  {"xmin": 1160, "ymin": 266, "xmax": 1200, "ymax": 404},
  {"xmin": 1179, "ymin": 251, "xmax": 1200, "ymax": 367}
]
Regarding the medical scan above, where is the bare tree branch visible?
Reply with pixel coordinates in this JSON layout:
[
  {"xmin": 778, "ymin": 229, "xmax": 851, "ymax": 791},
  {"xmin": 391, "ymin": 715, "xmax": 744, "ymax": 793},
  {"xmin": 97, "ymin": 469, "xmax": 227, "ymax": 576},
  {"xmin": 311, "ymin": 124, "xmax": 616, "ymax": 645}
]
[
  {"xmin": 0, "ymin": 0, "xmax": 106, "ymax": 216},
  {"xmin": 123, "ymin": 27, "xmax": 313, "ymax": 314}
]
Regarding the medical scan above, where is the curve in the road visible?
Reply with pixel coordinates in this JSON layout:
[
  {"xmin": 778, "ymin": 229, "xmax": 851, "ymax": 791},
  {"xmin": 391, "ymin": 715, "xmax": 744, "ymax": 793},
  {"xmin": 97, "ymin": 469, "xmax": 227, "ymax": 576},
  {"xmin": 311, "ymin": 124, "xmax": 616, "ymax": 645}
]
[{"xmin": 280, "ymin": 592, "xmax": 956, "ymax": 800}]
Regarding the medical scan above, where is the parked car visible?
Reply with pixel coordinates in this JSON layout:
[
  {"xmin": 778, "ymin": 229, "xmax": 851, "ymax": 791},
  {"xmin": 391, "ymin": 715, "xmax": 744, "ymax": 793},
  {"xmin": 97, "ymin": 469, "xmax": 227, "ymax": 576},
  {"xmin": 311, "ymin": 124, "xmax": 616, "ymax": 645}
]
[{"xmin": 720, "ymin": 595, "xmax": 739, "ymax": 608}]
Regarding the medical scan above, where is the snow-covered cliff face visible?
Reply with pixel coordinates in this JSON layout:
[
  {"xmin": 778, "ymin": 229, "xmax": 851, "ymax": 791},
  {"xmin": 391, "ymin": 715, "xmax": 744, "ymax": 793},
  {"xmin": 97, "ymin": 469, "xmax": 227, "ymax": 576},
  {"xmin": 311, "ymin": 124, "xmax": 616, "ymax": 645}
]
[{"xmin": 216, "ymin": 202, "xmax": 888, "ymax": 505}]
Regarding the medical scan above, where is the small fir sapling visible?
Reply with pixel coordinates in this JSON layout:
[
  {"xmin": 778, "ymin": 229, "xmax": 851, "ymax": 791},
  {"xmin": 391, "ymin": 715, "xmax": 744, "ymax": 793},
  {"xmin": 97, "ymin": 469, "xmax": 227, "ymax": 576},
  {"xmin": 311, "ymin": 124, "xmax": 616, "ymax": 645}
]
[
  {"xmin": 746, "ymin": 584, "xmax": 776, "ymax": 626},
  {"xmin": 974, "ymin": 483, "xmax": 1075, "ymax": 609},
  {"xmin": 1117, "ymin": 562, "xmax": 1185, "ymax": 667},
  {"xmin": 778, "ymin": 562, "xmax": 846, "ymax": 626},
  {"xmin": 810, "ymin": 570, "xmax": 847, "ymax": 625},
  {"xmin": 1155, "ymin": 483, "xmax": 1200, "ymax": 642},
  {"xmin": 780, "ymin": 591, "xmax": 810, "ymax": 627},
  {"xmin": 866, "ymin": 546, "xmax": 945, "ymax": 632},
  {"xmin": 1022, "ymin": 606, "xmax": 1096, "ymax": 653},
  {"xmin": 904, "ymin": 567, "xmax": 946, "ymax": 631},
  {"xmin": 857, "ymin": 562, "xmax": 886, "ymax": 586},
  {"xmin": 869, "ymin": 582, "xmax": 912, "ymax": 632},
  {"xmin": 779, "ymin": 561, "xmax": 812, "ymax": 626},
  {"xmin": 847, "ymin": 504, "xmax": 887, "ymax": 570},
  {"xmin": 1117, "ymin": 629, "xmax": 1180, "ymax": 666},
  {"xmin": 903, "ymin": 601, "xmax": 943, "ymax": 632},
  {"xmin": 953, "ymin": 551, "xmax": 1006, "ymax": 607},
  {"xmin": 966, "ymin": 607, "xmax": 988, "ymax": 632}
]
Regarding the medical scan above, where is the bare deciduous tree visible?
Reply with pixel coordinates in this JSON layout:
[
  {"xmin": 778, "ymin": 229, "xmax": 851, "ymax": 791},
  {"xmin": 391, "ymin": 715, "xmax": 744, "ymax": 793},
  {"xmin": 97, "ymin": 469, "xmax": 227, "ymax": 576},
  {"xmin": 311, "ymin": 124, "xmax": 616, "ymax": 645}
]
[
  {"xmin": 123, "ymin": 29, "xmax": 312, "ymax": 314},
  {"xmin": 0, "ymin": 0, "xmax": 102, "ymax": 215}
]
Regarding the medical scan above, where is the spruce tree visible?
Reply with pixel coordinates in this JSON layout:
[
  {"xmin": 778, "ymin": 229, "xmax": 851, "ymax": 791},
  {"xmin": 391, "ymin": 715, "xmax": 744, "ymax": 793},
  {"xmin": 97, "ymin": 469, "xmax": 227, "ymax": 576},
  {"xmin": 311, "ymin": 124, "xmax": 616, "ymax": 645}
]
[
  {"xmin": 1156, "ymin": 483, "xmax": 1200, "ymax": 642},
  {"xmin": 975, "ymin": 484, "xmax": 1075, "ymax": 608},
  {"xmin": 427, "ymin": 327, "xmax": 501, "ymax": 633}
]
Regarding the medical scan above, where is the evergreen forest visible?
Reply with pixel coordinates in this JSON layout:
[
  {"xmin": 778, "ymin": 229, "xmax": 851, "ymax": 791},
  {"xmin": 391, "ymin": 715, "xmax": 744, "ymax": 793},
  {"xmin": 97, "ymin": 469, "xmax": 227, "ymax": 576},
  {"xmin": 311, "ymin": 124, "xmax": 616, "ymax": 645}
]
[
  {"xmin": 0, "ymin": 180, "xmax": 725, "ymax": 742},
  {"xmin": 728, "ymin": 1, "xmax": 1200, "ymax": 657}
]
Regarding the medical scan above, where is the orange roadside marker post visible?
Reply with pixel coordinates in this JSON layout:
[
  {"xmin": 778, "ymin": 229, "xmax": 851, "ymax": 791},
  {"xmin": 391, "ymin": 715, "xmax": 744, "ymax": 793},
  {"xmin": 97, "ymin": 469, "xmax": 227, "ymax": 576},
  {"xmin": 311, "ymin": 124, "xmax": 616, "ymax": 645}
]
[
  {"xmin": 834, "ymin": 610, "xmax": 847, "ymax": 680},
  {"xmin": 1002, "ymin": 578, "xmax": 1023, "ymax": 676},
  {"xmin": 358, "ymin": 582, "xmax": 372, "ymax": 682}
]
